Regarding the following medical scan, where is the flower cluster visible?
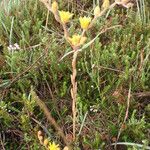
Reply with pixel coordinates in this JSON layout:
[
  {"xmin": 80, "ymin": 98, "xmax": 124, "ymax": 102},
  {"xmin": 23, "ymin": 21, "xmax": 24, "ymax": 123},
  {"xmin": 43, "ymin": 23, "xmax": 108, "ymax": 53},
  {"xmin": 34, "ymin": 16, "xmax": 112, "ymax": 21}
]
[
  {"xmin": 51, "ymin": 1, "xmax": 118, "ymax": 47},
  {"xmin": 7, "ymin": 43, "xmax": 21, "ymax": 53},
  {"xmin": 51, "ymin": 1, "xmax": 101, "ymax": 47}
]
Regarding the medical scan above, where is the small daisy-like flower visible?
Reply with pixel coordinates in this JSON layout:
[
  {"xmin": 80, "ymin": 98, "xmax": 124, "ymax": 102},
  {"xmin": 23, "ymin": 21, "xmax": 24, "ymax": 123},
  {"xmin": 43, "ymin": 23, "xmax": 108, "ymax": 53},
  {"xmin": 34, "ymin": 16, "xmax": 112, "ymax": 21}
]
[
  {"xmin": 49, "ymin": 142, "xmax": 60, "ymax": 150},
  {"xmin": 59, "ymin": 11, "xmax": 73, "ymax": 24},
  {"xmin": 68, "ymin": 34, "xmax": 87, "ymax": 46},
  {"xmin": 94, "ymin": 6, "xmax": 101, "ymax": 17},
  {"xmin": 51, "ymin": 1, "xmax": 58, "ymax": 13},
  {"xmin": 79, "ymin": 16, "xmax": 91, "ymax": 30}
]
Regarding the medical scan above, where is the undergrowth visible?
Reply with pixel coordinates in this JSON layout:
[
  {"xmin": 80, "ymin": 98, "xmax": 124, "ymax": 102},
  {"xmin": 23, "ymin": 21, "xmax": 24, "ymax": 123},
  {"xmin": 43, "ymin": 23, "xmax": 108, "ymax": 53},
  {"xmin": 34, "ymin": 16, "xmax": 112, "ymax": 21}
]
[{"xmin": 0, "ymin": 0, "xmax": 150, "ymax": 149}]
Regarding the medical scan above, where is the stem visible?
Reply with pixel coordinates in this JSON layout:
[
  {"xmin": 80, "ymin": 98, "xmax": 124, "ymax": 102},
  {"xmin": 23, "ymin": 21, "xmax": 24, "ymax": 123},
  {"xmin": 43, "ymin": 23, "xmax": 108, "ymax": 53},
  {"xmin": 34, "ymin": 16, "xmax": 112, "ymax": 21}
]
[
  {"xmin": 34, "ymin": 91, "xmax": 70, "ymax": 146},
  {"xmin": 70, "ymin": 50, "xmax": 78, "ymax": 141}
]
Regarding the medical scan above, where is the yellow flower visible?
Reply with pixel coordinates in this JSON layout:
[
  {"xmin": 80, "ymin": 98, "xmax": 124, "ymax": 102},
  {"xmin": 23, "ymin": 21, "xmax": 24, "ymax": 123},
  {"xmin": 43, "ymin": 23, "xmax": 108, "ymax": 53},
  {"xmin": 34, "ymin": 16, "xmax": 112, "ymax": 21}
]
[
  {"xmin": 68, "ymin": 35, "xmax": 81, "ymax": 46},
  {"xmin": 51, "ymin": 1, "xmax": 58, "ymax": 13},
  {"xmin": 68, "ymin": 34, "xmax": 87, "ymax": 46},
  {"xmin": 94, "ymin": 6, "xmax": 101, "ymax": 17},
  {"xmin": 49, "ymin": 142, "xmax": 60, "ymax": 150},
  {"xmin": 102, "ymin": 0, "xmax": 110, "ymax": 10},
  {"xmin": 79, "ymin": 16, "xmax": 91, "ymax": 30},
  {"xmin": 59, "ymin": 11, "xmax": 73, "ymax": 24}
]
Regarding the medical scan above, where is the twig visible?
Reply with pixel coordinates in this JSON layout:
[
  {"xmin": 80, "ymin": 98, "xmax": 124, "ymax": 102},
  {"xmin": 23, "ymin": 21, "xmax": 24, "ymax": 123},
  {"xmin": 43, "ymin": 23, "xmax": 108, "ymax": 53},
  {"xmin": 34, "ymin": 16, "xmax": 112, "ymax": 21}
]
[
  {"xmin": 70, "ymin": 50, "xmax": 78, "ymax": 140},
  {"xmin": 59, "ymin": 50, "xmax": 74, "ymax": 61},
  {"xmin": 31, "ymin": 117, "xmax": 52, "ymax": 138},
  {"xmin": 89, "ymin": 2, "xmax": 117, "ymax": 29},
  {"xmin": 133, "ymin": 91, "xmax": 150, "ymax": 97},
  {"xmin": 39, "ymin": 0, "xmax": 69, "ymax": 42},
  {"xmin": 45, "ymin": 7, "xmax": 50, "ymax": 28},
  {"xmin": 39, "ymin": 0, "xmax": 52, "ymax": 9},
  {"xmin": 115, "ymin": 85, "xmax": 131, "ymax": 149},
  {"xmin": 78, "ymin": 25, "xmax": 122, "ymax": 52},
  {"xmin": 77, "ymin": 111, "xmax": 88, "ymax": 136},
  {"xmin": 97, "ymin": 65, "xmax": 124, "ymax": 73},
  {"xmin": 45, "ymin": 78, "xmax": 61, "ymax": 118},
  {"xmin": 0, "ymin": 133, "xmax": 5, "ymax": 150},
  {"xmin": 33, "ymin": 91, "xmax": 70, "ymax": 146},
  {"xmin": 111, "ymin": 142, "xmax": 150, "ymax": 150}
]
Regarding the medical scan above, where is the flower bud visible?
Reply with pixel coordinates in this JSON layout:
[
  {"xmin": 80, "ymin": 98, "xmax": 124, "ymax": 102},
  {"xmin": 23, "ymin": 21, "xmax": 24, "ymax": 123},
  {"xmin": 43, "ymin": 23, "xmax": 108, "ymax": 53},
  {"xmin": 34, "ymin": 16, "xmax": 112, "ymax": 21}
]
[
  {"xmin": 51, "ymin": 1, "xmax": 58, "ymax": 13},
  {"xmin": 102, "ymin": 0, "xmax": 110, "ymax": 10},
  {"xmin": 43, "ymin": 139, "xmax": 49, "ymax": 147},
  {"xmin": 94, "ymin": 6, "xmax": 100, "ymax": 17}
]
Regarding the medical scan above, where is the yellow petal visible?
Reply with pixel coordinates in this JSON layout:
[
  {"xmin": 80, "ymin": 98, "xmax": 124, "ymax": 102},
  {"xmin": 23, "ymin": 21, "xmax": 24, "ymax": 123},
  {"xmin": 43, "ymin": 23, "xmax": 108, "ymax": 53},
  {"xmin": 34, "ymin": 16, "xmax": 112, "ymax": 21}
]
[
  {"xmin": 79, "ymin": 16, "xmax": 92, "ymax": 30},
  {"xmin": 49, "ymin": 142, "xmax": 60, "ymax": 150},
  {"xmin": 68, "ymin": 35, "xmax": 87, "ymax": 46},
  {"xmin": 59, "ymin": 11, "xmax": 73, "ymax": 24},
  {"xmin": 68, "ymin": 34, "xmax": 81, "ymax": 46}
]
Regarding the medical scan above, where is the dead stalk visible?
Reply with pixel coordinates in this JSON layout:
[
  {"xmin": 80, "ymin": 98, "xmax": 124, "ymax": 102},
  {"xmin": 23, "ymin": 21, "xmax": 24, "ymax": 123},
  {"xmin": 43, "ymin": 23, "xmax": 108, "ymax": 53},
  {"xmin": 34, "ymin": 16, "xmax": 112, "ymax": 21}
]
[
  {"xmin": 70, "ymin": 50, "xmax": 78, "ymax": 140},
  {"xmin": 34, "ymin": 91, "xmax": 69, "ymax": 146}
]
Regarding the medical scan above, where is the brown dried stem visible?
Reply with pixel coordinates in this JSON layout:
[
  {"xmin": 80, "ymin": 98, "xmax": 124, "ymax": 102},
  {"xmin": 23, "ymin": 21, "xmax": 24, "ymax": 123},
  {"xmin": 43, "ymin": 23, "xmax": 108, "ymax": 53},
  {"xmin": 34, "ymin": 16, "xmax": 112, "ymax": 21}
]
[
  {"xmin": 33, "ymin": 90, "xmax": 70, "ymax": 146},
  {"xmin": 70, "ymin": 50, "xmax": 78, "ymax": 140}
]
